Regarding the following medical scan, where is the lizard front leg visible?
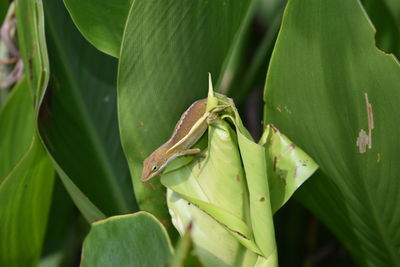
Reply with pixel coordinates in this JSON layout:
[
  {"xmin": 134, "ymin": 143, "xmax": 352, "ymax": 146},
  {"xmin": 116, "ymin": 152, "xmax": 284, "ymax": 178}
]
[{"xmin": 179, "ymin": 148, "xmax": 202, "ymax": 156}]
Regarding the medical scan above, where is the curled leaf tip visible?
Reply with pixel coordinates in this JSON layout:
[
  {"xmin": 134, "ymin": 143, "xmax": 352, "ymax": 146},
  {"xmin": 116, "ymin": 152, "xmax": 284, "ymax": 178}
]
[
  {"xmin": 208, "ymin": 72, "xmax": 214, "ymax": 96},
  {"xmin": 206, "ymin": 73, "xmax": 218, "ymax": 111}
]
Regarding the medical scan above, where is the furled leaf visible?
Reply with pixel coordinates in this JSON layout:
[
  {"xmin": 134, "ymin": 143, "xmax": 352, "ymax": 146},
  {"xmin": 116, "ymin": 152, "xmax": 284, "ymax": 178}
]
[
  {"xmin": 0, "ymin": 78, "xmax": 54, "ymax": 266},
  {"xmin": 167, "ymin": 190, "xmax": 253, "ymax": 267},
  {"xmin": 39, "ymin": 0, "xmax": 136, "ymax": 220},
  {"xmin": 80, "ymin": 212, "xmax": 173, "ymax": 266},
  {"xmin": 15, "ymin": 0, "xmax": 49, "ymax": 107},
  {"xmin": 118, "ymin": 0, "xmax": 252, "ymax": 233},
  {"xmin": 63, "ymin": 0, "xmax": 132, "ymax": 57},
  {"xmin": 0, "ymin": 2, "xmax": 15, "ymax": 106},
  {"xmin": 164, "ymin": 120, "xmax": 255, "ymax": 266},
  {"xmin": 264, "ymin": 0, "xmax": 400, "ymax": 265},
  {"xmin": 0, "ymin": 0, "xmax": 54, "ymax": 264},
  {"xmin": 164, "ymin": 90, "xmax": 317, "ymax": 266}
]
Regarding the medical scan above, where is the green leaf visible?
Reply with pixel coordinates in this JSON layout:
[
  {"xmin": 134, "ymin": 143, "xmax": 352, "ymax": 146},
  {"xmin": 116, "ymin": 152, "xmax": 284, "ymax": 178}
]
[
  {"xmin": 15, "ymin": 0, "xmax": 49, "ymax": 107},
  {"xmin": 0, "ymin": 0, "xmax": 8, "ymax": 22},
  {"xmin": 0, "ymin": 80, "xmax": 34, "ymax": 181},
  {"xmin": 168, "ymin": 190, "xmax": 252, "ymax": 267},
  {"xmin": 0, "ymin": 78, "xmax": 55, "ymax": 266},
  {"xmin": 220, "ymin": 1, "xmax": 284, "ymax": 102},
  {"xmin": 80, "ymin": 212, "xmax": 173, "ymax": 266},
  {"xmin": 39, "ymin": 0, "xmax": 136, "ymax": 219},
  {"xmin": 63, "ymin": 0, "xmax": 132, "ymax": 57},
  {"xmin": 39, "ymin": 178, "xmax": 77, "ymax": 267},
  {"xmin": 118, "ymin": 0, "xmax": 252, "ymax": 232},
  {"xmin": 362, "ymin": 0, "xmax": 400, "ymax": 58},
  {"xmin": 264, "ymin": 0, "xmax": 400, "ymax": 265},
  {"xmin": 259, "ymin": 126, "xmax": 318, "ymax": 213},
  {"xmin": 378, "ymin": 0, "xmax": 400, "ymax": 24},
  {"xmin": 168, "ymin": 223, "xmax": 202, "ymax": 267}
]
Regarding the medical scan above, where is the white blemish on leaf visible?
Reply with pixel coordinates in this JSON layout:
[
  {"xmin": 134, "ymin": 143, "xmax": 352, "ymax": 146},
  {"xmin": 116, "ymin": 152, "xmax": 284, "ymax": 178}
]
[
  {"xmin": 356, "ymin": 129, "xmax": 369, "ymax": 153},
  {"xmin": 284, "ymin": 105, "xmax": 292, "ymax": 114}
]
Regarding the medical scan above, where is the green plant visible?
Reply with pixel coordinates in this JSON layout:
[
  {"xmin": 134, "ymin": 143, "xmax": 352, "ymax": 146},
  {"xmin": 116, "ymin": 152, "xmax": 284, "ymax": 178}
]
[{"xmin": 0, "ymin": 0, "xmax": 399, "ymax": 266}]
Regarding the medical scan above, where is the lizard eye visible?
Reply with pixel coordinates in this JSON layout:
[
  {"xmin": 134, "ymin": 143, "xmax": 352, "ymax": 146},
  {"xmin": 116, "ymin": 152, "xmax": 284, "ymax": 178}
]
[{"xmin": 151, "ymin": 165, "xmax": 159, "ymax": 172}]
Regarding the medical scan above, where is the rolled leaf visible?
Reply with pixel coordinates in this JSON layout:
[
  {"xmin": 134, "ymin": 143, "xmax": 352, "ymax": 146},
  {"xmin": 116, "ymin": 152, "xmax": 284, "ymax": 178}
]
[{"xmin": 163, "ymin": 90, "xmax": 317, "ymax": 266}]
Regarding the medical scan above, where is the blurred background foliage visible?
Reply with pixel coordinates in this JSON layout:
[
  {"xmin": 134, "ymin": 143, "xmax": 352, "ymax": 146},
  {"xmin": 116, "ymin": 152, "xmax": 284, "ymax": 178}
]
[{"xmin": 0, "ymin": 0, "xmax": 399, "ymax": 266}]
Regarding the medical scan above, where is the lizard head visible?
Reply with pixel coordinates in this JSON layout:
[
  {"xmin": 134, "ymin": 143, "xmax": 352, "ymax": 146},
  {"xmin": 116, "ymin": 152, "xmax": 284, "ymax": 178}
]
[{"xmin": 141, "ymin": 147, "xmax": 169, "ymax": 182}]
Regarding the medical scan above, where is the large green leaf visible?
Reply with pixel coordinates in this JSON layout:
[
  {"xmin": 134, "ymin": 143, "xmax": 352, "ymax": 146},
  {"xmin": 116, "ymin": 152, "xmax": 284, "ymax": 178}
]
[
  {"xmin": 264, "ymin": 0, "xmax": 400, "ymax": 265},
  {"xmin": 63, "ymin": 0, "xmax": 132, "ymax": 57},
  {"xmin": 118, "ymin": 0, "xmax": 252, "ymax": 231},
  {"xmin": 39, "ymin": 0, "xmax": 136, "ymax": 219},
  {"xmin": 0, "ymin": 78, "xmax": 55, "ymax": 266},
  {"xmin": 80, "ymin": 212, "xmax": 173, "ymax": 266}
]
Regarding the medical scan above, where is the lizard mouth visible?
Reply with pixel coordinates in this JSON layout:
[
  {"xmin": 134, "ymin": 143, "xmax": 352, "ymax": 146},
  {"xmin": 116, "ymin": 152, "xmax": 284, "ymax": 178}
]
[{"xmin": 140, "ymin": 171, "xmax": 158, "ymax": 182}]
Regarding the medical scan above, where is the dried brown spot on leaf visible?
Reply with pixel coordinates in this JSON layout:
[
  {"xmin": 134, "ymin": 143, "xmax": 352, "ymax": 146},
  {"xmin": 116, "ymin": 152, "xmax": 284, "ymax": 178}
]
[
  {"xmin": 356, "ymin": 93, "xmax": 374, "ymax": 153},
  {"xmin": 235, "ymin": 174, "xmax": 240, "ymax": 182}
]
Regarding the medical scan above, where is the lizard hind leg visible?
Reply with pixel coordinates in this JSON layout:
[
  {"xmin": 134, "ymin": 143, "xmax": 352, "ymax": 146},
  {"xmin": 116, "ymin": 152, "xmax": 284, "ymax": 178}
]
[
  {"xmin": 207, "ymin": 104, "xmax": 230, "ymax": 124},
  {"xmin": 209, "ymin": 104, "xmax": 230, "ymax": 114}
]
